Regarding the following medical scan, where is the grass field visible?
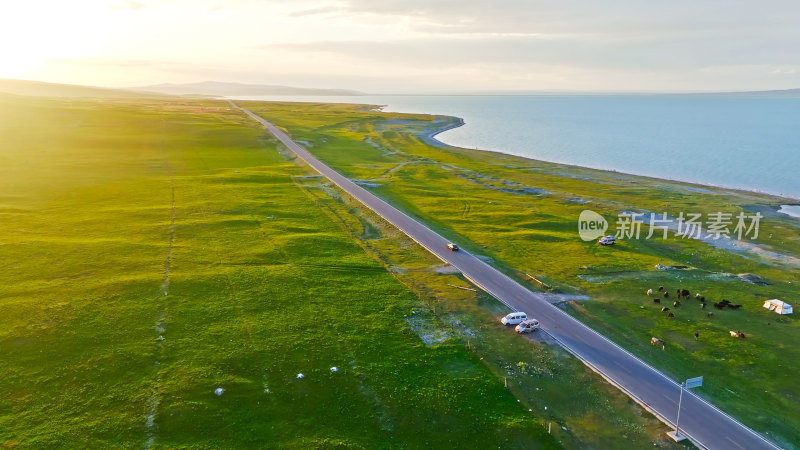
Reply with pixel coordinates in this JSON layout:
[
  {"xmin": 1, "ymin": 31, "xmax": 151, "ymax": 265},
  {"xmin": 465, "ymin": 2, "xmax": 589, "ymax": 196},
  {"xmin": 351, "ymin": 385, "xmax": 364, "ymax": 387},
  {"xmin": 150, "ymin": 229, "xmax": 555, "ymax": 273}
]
[
  {"xmin": 242, "ymin": 100, "xmax": 800, "ymax": 449},
  {"xmin": 287, "ymin": 154, "xmax": 681, "ymax": 448},
  {"xmin": 0, "ymin": 94, "xmax": 571, "ymax": 448}
]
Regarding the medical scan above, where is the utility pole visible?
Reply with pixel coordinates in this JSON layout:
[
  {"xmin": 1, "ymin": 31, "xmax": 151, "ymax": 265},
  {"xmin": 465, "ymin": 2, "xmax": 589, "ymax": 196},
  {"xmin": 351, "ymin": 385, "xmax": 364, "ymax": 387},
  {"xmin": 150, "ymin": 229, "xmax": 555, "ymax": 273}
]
[{"xmin": 675, "ymin": 382, "xmax": 685, "ymax": 437}]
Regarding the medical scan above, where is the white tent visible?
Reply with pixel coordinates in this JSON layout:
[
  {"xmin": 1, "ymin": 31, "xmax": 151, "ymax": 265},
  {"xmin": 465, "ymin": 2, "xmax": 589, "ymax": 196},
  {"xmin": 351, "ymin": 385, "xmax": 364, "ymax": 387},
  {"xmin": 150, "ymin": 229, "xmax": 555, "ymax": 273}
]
[{"xmin": 763, "ymin": 299, "xmax": 793, "ymax": 315}]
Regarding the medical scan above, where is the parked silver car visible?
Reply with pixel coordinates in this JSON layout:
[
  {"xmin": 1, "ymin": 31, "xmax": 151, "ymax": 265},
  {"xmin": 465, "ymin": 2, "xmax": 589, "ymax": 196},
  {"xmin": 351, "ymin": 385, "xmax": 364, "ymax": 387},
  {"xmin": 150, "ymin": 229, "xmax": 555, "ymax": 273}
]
[{"xmin": 515, "ymin": 319, "xmax": 540, "ymax": 333}]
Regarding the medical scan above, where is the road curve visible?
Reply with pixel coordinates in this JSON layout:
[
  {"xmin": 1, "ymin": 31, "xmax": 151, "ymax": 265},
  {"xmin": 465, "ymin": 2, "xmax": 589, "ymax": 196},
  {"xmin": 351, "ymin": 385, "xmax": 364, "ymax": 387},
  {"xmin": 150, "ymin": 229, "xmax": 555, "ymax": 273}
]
[{"xmin": 233, "ymin": 102, "xmax": 780, "ymax": 450}]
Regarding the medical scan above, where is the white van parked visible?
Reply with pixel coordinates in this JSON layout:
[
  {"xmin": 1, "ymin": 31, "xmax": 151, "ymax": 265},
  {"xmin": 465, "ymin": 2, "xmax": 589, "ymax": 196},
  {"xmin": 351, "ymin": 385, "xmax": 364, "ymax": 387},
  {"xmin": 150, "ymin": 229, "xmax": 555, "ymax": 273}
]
[
  {"xmin": 501, "ymin": 312, "xmax": 527, "ymax": 326},
  {"xmin": 515, "ymin": 319, "xmax": 540, "ymax": 334},
  {"xmin": 598, "ymin": 235, "xmax": 616, "ymax": 246}
]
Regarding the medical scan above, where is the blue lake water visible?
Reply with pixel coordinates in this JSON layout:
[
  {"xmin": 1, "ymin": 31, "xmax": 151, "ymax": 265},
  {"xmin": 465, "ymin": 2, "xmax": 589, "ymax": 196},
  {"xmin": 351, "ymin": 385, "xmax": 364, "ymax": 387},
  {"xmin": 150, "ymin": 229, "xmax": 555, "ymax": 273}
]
[{"xmin": 236, "ymin": 95, "xmax": 800, "ymax": 199}]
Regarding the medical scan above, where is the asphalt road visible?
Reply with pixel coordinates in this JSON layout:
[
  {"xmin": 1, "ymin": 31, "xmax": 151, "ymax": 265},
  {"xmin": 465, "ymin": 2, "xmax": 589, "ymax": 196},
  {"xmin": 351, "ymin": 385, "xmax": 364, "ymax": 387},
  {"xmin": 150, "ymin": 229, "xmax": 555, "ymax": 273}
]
[{"xmin": 235, "ymin": 102, "xmax": 781, "ymax": 450}]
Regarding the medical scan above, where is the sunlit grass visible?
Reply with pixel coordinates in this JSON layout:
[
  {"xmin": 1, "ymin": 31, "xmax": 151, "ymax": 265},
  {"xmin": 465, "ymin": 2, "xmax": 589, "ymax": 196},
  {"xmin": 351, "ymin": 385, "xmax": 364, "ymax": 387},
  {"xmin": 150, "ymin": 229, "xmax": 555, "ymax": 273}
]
[
  {"xmin": 245, "ymin": 100, "xmax": 800, "ymax": 448},
  {"xmin": 0, "ymin": 95, "xmax": 556, "ymax": 448}
]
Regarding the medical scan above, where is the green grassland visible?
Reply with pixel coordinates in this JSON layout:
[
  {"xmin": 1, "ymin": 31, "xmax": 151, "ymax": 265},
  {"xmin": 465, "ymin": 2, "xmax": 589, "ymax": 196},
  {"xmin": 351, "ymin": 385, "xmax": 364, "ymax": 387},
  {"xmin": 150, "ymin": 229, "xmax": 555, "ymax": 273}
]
[
  {"xmin": 292, "ymin": 174, "xmax": 681, "ymax": 449},
  {"xmin": 241, "ymin": 100, "xmax": 800, "ymax": 448},
  {"xmin": 0, "ymin": 94, "xmax": 568, "ymax": 448}
]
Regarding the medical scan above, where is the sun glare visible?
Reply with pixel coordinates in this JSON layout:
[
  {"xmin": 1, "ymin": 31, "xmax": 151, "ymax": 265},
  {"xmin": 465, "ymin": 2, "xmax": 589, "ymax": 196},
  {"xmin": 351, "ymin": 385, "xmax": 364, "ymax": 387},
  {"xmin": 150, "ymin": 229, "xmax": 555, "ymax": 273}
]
[{"xmin": 0, "ymin": 1, "xmax": 115, "ymax": 79}]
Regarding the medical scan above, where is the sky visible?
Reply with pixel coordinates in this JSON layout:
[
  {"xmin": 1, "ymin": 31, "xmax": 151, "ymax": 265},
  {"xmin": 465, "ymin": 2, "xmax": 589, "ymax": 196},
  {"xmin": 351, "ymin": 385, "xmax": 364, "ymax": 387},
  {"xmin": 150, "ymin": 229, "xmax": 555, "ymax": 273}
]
[{"xmin": 2, "ymin": 0, "xmax": 799, "ymax": 93}]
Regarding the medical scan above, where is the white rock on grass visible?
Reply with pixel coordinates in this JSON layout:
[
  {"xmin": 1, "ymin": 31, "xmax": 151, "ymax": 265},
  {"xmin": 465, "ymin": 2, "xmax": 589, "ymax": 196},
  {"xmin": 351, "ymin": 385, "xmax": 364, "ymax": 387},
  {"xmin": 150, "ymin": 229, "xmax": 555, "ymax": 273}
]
[
  {"xmin": 330, "ymin": 367, "xmax": 338, "ymax": 372},
  {"xmin": 214, "ymin": 388, "xmax": 225, "ymax": 396}
]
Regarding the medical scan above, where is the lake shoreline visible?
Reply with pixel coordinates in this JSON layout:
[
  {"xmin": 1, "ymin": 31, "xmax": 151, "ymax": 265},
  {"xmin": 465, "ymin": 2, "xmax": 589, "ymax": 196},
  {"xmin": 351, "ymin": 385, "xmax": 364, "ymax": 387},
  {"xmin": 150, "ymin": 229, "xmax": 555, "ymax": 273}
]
[
  {"xmin": 416, "ymin": 110, "xmax": 800, "ymax": 204},
  {"xmin": 235, "ymin": 95, "xmax": 800, "ymax": 201}
]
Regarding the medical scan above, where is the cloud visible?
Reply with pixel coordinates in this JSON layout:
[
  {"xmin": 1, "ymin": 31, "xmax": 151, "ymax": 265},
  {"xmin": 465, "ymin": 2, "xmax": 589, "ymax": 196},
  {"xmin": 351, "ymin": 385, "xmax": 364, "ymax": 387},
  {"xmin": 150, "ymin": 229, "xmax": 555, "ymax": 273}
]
[
  {"xmin": 27, "ymin": 0, "xmax": 800, "ymax": 91},
  {"xmin": 288, "ymin": 5, "xmax": 343, "ymax": 17},
  {"xmin": 276, "ymin": 0, "xmax": 800, "ymax": 74},
  {"xmin": 261, "ymin": 30, "xmax": 800, "ymax": 71},
  {"xmin": 300, "ymin": 0, "xmax": 800, "ymax": 36}
]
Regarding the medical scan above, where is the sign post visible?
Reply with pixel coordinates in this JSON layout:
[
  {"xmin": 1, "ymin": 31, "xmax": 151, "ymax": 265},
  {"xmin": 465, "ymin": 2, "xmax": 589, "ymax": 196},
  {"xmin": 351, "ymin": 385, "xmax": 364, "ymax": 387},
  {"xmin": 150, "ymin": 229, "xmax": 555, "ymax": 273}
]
[{"xmin": 667, "ymin": 376, "xmax": 703, "ymax": 442}]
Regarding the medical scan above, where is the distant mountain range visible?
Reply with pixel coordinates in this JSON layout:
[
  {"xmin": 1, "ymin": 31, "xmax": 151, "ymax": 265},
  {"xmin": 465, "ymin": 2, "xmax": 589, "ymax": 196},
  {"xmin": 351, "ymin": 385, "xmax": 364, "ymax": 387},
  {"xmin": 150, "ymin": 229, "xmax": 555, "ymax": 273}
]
[
  {"xmin": 2, "ymin": 78, "xmax": 799, "ymax": 99},
  {"xmin": 0, "ymin": 78, "xmax": 169, "ymax": 99},
  {"xmin": 130, "ymin": 81, "xmax": 364, "ymax": 97}
]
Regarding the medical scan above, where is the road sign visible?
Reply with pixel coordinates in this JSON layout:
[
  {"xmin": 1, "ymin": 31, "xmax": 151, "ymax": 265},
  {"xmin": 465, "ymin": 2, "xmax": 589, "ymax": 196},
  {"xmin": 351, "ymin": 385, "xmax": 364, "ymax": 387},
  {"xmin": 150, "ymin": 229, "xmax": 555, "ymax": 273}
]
[
  {"xmin": 669, "ymin": 375, "xmax": 704, "ymax": 442},
  {"xmin": 685, "ymin": 376, "xmax": 703, "ymax": 389}
]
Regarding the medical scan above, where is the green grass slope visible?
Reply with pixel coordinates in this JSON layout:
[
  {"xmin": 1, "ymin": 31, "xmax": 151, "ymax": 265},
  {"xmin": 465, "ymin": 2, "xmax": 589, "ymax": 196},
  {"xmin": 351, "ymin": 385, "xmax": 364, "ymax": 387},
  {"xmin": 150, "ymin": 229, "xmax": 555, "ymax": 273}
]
[{"xmin": 0, "ymin": 95, "xmax": 556, "ymax": 448}]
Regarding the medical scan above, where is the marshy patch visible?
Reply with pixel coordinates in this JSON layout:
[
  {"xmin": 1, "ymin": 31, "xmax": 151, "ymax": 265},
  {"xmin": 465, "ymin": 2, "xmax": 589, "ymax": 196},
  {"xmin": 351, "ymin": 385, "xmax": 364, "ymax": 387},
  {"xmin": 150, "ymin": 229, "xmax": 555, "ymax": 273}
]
[
  {"xmin": 737, "ymin": 273, "xmax": 769, "ymax": 286},
  {"xmin": 352, "ymin": 179, "xmax": 382, "ymax": 188},
  {"xmin": 579, "ymin": 268, "xmax": 721, "ymax": 284},
  {"xmin": 655, "ymin": 264, "xmax": 692, "ymax": 270},
  {"xmin": 540, "ymin": 294, "xmax": 591, "ymax": 306},
  {"xmin": 388, "ymin": 266, "xmax": 406, "ymax": 274},
  {"xmin": 356, "ymin": 216, "xmax": 381, "ymax": 240},
  {"xmin": 498, "ymin": 187, "xmax": 550, "ymax": 196},
  {"xmin": 405, "ymin": 311, "xmax": 451, "ymax": 346},
  {"xmin": 565, "ymin": 197, "xmax": 590, "ymax": 204},
  {"xmin": 455, "ymin": 171, "xmax": 550, "ymax": 197},
  {"xmin": 435, "ymin": 265, "xmax": 461, "ymax": 274}
]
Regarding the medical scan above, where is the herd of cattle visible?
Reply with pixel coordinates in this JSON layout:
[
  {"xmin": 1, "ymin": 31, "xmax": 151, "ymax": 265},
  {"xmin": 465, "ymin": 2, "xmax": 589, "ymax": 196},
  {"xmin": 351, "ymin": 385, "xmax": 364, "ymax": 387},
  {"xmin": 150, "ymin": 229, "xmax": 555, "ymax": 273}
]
[
  {"xmin": 646, "ymin": 286, "xmax": 748, "ymax": 346},
  {"xmin": 646, "ymin": 286, "xmax": 743, "ymax": 311}
]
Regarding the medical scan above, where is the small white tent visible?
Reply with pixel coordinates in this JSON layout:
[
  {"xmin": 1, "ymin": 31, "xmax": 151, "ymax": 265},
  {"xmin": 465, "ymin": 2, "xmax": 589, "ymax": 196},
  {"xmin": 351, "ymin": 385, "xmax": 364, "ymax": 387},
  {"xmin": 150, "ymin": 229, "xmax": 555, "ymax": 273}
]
[{"xmin": 763, "ymin": 299, "xmax": 793, "ymax": 315}]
